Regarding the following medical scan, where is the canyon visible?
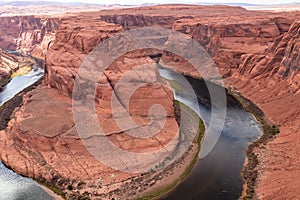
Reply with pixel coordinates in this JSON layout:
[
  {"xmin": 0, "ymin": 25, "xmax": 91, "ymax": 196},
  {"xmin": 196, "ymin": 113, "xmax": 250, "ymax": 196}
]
[
  {"xmin": 0, "ymin": 16, "xmax": 59, "ymax": 58},
  {"xmin": 0, "ymin": 50, "xmax": 33, "ymax": 88},
  {"xmin": 0, "ymin": 4, "xmax": 299, "ymax": 200}
]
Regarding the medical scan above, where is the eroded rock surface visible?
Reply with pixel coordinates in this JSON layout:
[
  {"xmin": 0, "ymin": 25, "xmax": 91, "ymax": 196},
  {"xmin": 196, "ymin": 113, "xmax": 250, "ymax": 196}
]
[
  {"xmin": 0, "ymin": 14, "xmax": 182, "ymax": 199},
  {"xmin": 0, "ymin": 50, "xmax": 33, "ymax": 87},
  {"xmin": 0, "ymin": 5, "xmax": 299, "ymax": 200},
  {"xmin": 98, "ymin": 5, "xmax": 300, "ymax": 199},
  {"xmin": 0, "ymin": 16, "xmax": 59, "ymax": 58}
]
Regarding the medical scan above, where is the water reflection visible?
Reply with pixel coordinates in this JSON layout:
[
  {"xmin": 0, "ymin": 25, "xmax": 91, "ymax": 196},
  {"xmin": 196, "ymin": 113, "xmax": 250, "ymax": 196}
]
[
  {"xmin": 0, "ymin": 56, "xmax": 53, "ymax": 199},
  {"xmin": 159, "ymin": 67, "xmax": 262, "ymax": 200},
  {"xmin": 0, "ymin": 162, "xmax": 54, "ymax": 200},
  {"xmin": 0, "ymin": 58, "xmax": 44, "ymax": 106}
]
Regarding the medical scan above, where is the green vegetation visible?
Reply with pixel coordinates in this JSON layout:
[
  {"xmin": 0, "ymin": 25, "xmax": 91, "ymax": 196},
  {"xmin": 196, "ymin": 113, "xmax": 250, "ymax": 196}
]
[
  {"xmin": 45, "ymin": 183, "xmax": 66, "ymax": 198},
  {"xmin": 137, "ymin": 100, "xmax": 205, "ymax": 200},
  {"xmin": 229, "ymin": 90, "xmax": 280, "ymax": 200},
  {"xmin": 34, "ymin": 176, "xmax": 67, "ymax": 199},
  {"xmin": 0, "ymin": 77, "xmax": 11, "ymax": 89},
  {"xmin": 11, "ymin": 65, "xmax": 32, "ymax": 78},
  {"xmin": 168, "ymin": 80, "xmax": 184, "ymax": 92},
  {"xmin": 0, "ymin": 95, "xmax": 23, "ymax": 130}
]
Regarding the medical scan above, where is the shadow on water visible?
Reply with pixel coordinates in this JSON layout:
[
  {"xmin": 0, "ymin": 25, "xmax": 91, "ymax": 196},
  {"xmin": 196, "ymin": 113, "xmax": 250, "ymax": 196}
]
[
  {"xmin": 159, "ymin": 67, "xmax": 262, "ymax": 200},
  {"xmin": 0, "ymin": 55, "xmax": 262, "ymax": 199}
]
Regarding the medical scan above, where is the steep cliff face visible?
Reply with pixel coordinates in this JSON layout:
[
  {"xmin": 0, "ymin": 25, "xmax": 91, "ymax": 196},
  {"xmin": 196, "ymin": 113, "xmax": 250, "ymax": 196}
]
[
  {"xmin": 0, "ymin": 14, "xmax": 182, "ymax": 199},
  {"xmin": 0, "ymin": 5, "xmax": 300, "ymax": 200},
  {"xmin": 100, "ymin": 14, "xmax": 177, "ymax": 29},
  {"xmin": 99, "ymin": 6, "xmax": 298, "ymax": 78},
  {"xmin": 0, "ymin": 50, "xmax": 33, "ymax": 87},
  {"xmin": 45, "ymin": 16, "xmax": 123, "ymax": 96},
  {"xmin": 273, "ymin": 22, "xmax": 300, "ymax": 91},
  {"xmin": 0, "ymin": 16, "xmax": 59, "ymax": 58},
  {"xmin": 236, "ymin": 22, "xmax": 300, "ymax": 93},
  {"xmin": 97, "ymin": 6, "xmax": 300, "ymax": 199},
  {"xmin": 0, "ymin": 51, "xmax": 18, "ymax": 75}
]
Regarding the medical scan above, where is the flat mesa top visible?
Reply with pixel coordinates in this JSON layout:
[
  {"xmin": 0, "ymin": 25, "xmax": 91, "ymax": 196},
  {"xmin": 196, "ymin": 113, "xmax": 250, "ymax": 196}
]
[{"xmin": 73, "ymin": 5, "xmax": 300, "ymax": 26}]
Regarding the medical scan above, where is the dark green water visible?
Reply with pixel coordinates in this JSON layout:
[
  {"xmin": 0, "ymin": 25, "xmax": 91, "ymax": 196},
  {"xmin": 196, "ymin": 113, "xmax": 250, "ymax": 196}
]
[
  {"xmin": 0, "ymin": 57, "xmax": 262, "ymax": 200},
  {"xmin": 159, "ymin": 68, "xmax": 262, "ymax": 200}
]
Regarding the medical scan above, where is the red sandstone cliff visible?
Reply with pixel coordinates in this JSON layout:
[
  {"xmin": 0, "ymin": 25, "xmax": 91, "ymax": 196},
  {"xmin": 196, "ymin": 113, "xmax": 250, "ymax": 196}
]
[
  {"xmin": 0, "ymin": 16, "xmax": 59, "ymax": 58},
  {"xmin": 0, "ymin": 14, "xmax": 183, "ymax": 199},
  {"xmin": 0, "ymin": 5, "xmax": 299, "ymax": 200},
  {"xmin": 0, "ymin": 50, "xmax": 33, "ymax": 87},
  {"xmin": 78, "ymin": 6, "xmax": 300, "ymax": 199}
]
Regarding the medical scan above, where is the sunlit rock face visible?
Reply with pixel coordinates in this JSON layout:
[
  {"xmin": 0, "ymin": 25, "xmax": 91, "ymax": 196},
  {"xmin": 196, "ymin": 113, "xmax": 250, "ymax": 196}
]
[
  {"xmin": 0, "ymin": 13, "xmax": 180, "ymax": 199},
  {"xmin": 0, "ymin": 4, "xmax": 299, "ymax": 199},
  {"xmin": 95, "ymin": 6, "xmax": 300, "ymax": 199},
  {"xmin": 0, "ymin": 50, "xmax": 32, "ymax": 88},
  {"xmin": 0, "ymin": 16, "xmax": 59, "ymax": 58}
]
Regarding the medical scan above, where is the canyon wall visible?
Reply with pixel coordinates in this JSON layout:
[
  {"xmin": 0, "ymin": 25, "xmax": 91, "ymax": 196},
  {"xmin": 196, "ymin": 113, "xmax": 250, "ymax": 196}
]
[
  {"xmin": 98, "ymin": 6, "xmax": 300, "ymax": 199},
  {"xmin": 221, "ymin": 21, "xmax": 300, "ymax": 200},
  {"xmin": 0, "ymin": 50, "xmax": 33, "ymax": 88},
  {"xmin": 99, "ymin": 6, "xmax": 297, "ymax": 79},
  {"xmin": 0, "ymin": 14, "xmax": 182, "ymax": 199},
  {"xmin": 0, "ymin": 51, "xmax": 19, "ymax": 86},
  {"xmin": 0, "ymin": 16, "xmax": 59, "ymax": 58},
  {"xmin": 0, "ymin": 5, "xmax": 299, "ymax": 200}
]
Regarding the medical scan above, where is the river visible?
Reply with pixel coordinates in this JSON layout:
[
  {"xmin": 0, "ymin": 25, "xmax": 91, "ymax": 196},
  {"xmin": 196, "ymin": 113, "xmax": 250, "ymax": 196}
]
[
  {"xmin": 0, "ymin": 56, "xmax": 262, "ymax": 199},
  {"xmin": 159, "ymin": 67, "xmax": 262, "ymax": 200},
  {"xmin": 0, "ymin": 55, "xmax": 54, "ymax": 200},
  {"xmin": 0, "ymin": 57, "xmax": 44, "ymax": 106}
]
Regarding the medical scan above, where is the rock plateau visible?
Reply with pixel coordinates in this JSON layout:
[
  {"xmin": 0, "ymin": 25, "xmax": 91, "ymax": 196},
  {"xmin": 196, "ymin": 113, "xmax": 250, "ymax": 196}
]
[{"xmin": 0, "ymin": 5, "xmax": 299, "ymax": 200}]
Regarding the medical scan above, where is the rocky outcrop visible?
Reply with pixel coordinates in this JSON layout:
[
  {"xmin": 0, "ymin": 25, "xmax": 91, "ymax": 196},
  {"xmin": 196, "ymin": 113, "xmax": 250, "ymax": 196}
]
[
  {"xmin": 98, "ymin": 6, "xmax": 300, "ymax": 199},
  {"xmin": 0, "ymin": 16, "xmax": 59, "ymax": 58},
  {"xmin": 236, "ymin": 22, "xmax": 300, "ymax": 82},
  {"xmin": 45, "ymin": 16, "xmax": 123, "ymax": 96},
  {"xmin": 0, "ymin": 14, "xmax": 184, "ymax": 199},
  {"xmin": 0, "ymin": 51, "xmax": 19, "ymax": 84},
  {"xmin": 0, "ymin": 5, "xmax": 300, "ymax": 200},
  {"xmin": 272, "ymin": 22, "xmax": 300, "ymax": 90},
  {"xmin": 0, "ymin": 50, "xmax": 32, "ymax": 88}
]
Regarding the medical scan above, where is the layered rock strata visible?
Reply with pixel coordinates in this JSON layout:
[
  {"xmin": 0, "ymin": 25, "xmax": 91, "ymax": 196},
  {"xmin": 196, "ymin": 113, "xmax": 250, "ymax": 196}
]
[
  {"xmin": 0, "ymin": 5, "xmax": 299, "ymax": 200},
  {"xmin": 0, "ymin": 16, "xmax": 59, "ymax": 58},
  {"xmin": 0, "ymin": 15, "xmax": 187, "ymax": 199},
  {"xmin": 0, "ymin": 50, "xmax": 33, "ymax": 88}
]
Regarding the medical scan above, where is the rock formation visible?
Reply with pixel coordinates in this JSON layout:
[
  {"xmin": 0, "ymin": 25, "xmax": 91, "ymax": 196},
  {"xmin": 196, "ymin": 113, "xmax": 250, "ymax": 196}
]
[
  {"xmin": 0, "ymin": 16, "xmax": 59, "ymax": 58},
  {"xmin": 0, "ymin": 50, "xmax": 19, "ymax": 86},
  {"xmin": 0, "ymin": 14, "xmax": 184, "ymax": 199},
  {"xmin": 0, "ymin": 50, "xmax": 33, "ymax": 88},
  {"xmin": 0, "ymin": 4, "xmax": 299, "ymax": 200}
]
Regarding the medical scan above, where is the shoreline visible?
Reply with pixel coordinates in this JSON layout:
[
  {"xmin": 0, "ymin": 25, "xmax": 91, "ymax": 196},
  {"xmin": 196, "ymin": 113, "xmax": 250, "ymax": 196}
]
[
  {"xmin": 154, "ymin": 65, "xmax": 270, "ymax": 200},
  {"xmin": 228, "ymin": 90, "xmax": 280, "ymax": 200},
  {"xmin": 158, "ymin": 63, "xmax": 276, "ymax": 200},
  {"xmin": 0, "ymin": 80, "xmax": 64, "ymax": 200},
  {"xmin": 0, "ymin": 55, "xmax": 65, "ymax": 200},
  {"xmin": 138, "ymin": 100, "xmax": 205, "ymax": 200},
  {"xmin": 0, "ymin": 74, "xmax": 205, "ymax": 200},
  {"xmin": 0, "ymin": 61, "xmax": 274, "ymax": 200},
  {"xmin": 37, "ymin": 183, "xmax": 65, "ymax": 200},
  {"xmin": 33, "ymin": 72, "xmax": 274, "ymax": 200}
]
